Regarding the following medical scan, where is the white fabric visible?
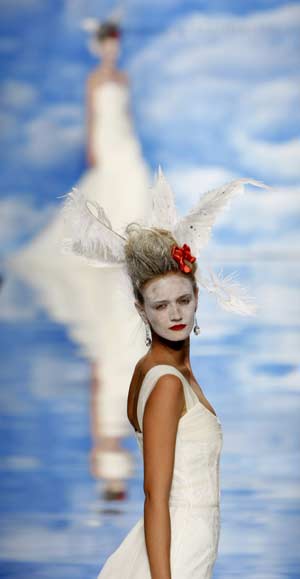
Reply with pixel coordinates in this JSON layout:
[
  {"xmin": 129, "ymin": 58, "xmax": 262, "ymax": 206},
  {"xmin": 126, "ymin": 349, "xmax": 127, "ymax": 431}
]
[
  {"xmin": 10, "ymin": 81, "xmax": 151, "ymax": 437},
  {"xmin": 98, "ymin": 364, "xmax": 223, "ymax": 579},
  {"xmin": 93, "ymin": 449, "xmax": 134, "ymax": 480}
]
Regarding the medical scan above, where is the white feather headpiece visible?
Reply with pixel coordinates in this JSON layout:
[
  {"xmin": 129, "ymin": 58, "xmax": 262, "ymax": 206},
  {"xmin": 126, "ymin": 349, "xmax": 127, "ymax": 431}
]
[
  {"xmin": 81, "ymin": 18, "xmax": 101, "ymax": 33},
  {"xmin": 81, "ymin": 5, "xmax": 124, "ymax": 56},
  {"xmin": 62, "ymin": 167, "xmax": 271, "ymax": 316}
]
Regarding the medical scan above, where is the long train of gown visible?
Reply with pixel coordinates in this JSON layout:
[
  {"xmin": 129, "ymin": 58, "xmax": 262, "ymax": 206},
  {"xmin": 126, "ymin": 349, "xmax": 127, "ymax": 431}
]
[
  {"xmin": 98, "ymin": 365, "xmax": 223, "ymax": 579},
  {"xmin": 10, "ymin": 81, "xmax": 151, "ymax": 441}
]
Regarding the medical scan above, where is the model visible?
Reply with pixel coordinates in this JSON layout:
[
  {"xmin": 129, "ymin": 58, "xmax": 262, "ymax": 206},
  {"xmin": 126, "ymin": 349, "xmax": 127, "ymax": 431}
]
[
  {"xmin": 10, "ymin": 20, "xmax": 151, "ymax": 493},
  {"xmin": 63, "ymin": 168, "xmax": 267, "ymax": 577}
]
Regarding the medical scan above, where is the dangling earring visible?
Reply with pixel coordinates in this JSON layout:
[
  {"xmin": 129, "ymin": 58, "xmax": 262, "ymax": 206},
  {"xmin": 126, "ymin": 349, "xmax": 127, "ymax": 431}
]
[
  {"xmin": 144, "ymin": 321, "xmax": 152, "ymax": 346},
  {"xmin": 193, "ymin": 314, "xmax": 201, "ymax": 336}
]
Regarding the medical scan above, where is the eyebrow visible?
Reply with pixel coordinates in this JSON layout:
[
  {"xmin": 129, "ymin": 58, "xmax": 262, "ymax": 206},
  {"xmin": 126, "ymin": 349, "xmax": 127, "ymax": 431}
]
[{"xmin": 151, "ymin": 293, "xmax": 192, "ymax": 305}]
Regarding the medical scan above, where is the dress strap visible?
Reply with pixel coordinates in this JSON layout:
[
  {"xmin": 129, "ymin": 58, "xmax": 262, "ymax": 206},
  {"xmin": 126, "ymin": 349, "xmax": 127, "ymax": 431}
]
[{"xmin": 137, "ymin": 364, "xmax": 195, "ymax": 433}]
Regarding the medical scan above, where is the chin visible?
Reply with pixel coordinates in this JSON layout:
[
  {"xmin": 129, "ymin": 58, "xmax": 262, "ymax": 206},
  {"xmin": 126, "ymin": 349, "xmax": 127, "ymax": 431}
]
[{"xmin": 165, "ymin": 330, "xmax": 191, "ymax": 342}]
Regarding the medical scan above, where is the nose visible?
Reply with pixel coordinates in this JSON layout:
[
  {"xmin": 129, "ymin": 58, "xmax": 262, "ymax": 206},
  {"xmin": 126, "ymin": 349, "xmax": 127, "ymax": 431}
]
[{"xmin": 169, "ymin": 303, "xmax": 182, "ymax": 321}]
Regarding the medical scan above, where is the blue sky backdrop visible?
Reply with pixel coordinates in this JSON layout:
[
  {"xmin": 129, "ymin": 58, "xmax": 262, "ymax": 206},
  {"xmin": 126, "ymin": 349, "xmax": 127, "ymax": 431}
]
[
  {"xmin": 1, "ymin": 0, "xmax": 300, "ymax": 254},
  {"xmin": 0, "ymin": 3, "xmax": 300, "ymax": 577}
]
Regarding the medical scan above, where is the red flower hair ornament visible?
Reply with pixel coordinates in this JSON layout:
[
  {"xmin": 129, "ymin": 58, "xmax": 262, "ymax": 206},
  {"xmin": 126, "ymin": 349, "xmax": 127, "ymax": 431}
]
[{"xmin": 171, "ymin": 244, "xmax": 196, "ymax": 273}]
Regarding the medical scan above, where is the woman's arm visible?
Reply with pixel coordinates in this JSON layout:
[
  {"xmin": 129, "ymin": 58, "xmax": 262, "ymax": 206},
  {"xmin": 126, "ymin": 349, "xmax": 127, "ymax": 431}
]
[
  {"xmin": 86, "ymin": 74, "xmax": 97, "ymax": 167},
  {"xmin": 142, "ymin": 374, "xmax": 184, "ymax": 579}
]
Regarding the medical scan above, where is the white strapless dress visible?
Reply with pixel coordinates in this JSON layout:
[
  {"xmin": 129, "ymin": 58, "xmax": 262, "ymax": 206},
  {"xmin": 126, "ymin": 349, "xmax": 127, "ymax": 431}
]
[
  {"xmin": 98, "ymin": 365, "xmax": 223, "ymax": 579},
  {"xmin": 10, "ymin": 81, "xmax": 151, "ymax": 438}
]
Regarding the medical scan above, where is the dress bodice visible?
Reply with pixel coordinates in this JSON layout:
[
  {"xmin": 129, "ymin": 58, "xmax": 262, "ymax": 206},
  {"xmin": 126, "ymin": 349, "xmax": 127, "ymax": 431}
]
[
  {"xmin": 91, "ymin": 82, "xmax": 136, "ymax": 159},
  {"xmin": 135, "ymin": 365, "xmax": 223, "ymax": 508},
  {"xmin": 96, "ymin": 364, "xmax": 222, "ymax": 577}
]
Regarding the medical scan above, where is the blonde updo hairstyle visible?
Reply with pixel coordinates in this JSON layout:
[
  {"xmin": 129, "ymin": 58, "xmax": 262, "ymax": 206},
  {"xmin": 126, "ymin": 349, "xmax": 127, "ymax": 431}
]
[{"xmin": 124, "ymin": 224, "xmax": 198, "ymax": 304}]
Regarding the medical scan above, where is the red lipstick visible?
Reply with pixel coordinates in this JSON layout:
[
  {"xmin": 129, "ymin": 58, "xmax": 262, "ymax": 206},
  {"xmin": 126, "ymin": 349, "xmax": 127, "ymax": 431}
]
[{"xmin": 169, "ymin": 324, "xmax": 186, "ymax": 331}]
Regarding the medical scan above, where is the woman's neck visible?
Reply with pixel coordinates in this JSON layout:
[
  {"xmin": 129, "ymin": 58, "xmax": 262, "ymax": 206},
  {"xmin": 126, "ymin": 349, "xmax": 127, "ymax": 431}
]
[
  {"xmin": 98, "ymin": 61, "xmax": 117, "ymax": 74},
  {"xmin": 150, "ymin": 334, "xmax": 192, "ymax": 370}
]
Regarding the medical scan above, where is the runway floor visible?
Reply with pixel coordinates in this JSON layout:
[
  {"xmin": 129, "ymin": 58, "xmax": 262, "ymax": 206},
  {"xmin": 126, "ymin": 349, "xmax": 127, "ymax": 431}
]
[{"xmin": 0, "ymin": 265, "xmax": 299, "ymax": 579}]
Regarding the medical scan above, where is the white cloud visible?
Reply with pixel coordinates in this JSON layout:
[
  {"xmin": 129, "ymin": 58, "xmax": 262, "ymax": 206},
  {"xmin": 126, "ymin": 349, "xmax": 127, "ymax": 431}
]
[
  {"xmin": 160, "ymin": 164, "xmax": 300, "ymax": 254},
  {"xmin": 210, "ymin": 182, "xmax": 299, "ymax": 235},
  {"xmin": 129, "ymin": 4, "xmax": 300, "ymax": 182},
  {"xmin": 29, "ymin": 351, "xmax": 88, "ymax": 400},
  {"xmin": 0, "ymin": 274, "xmax": 41, "ymax": 321},
  {"xmin": 167, "ymin": 165, "xmax": 237, "ymax": 209},
  {"xmin": 21, "ymin": 104, "xmax": 84, "ymax": 167},
  {"xmin": 233, "ymin": 132, "xmax": 300, "ymax": 181},
  {"xmin": 237, "ymin": 79, "xmax": 300, "ymax": 134},
  {"xmin": 254, "ymin": 280, "xmax": 300, "ymax": 326},
  {"xmin": 0, "ymin": 80, "xmax": 38, "ymax": 110},
  {"xmin": 221, "ymin": 262, "xmax": 299, "ymax": 327},
  {"xmin": 1, "ymin": 0, "xmax": 43, "ymax": 11},
  {"xmin": 131, "ymin": 5, "xmax": 300, "ymax": 78},
  {"xmin": 0, "ymin": 197, "xmax": 56, "ymax": 251},
  {"xmin": 231, "ymin": 331, "xmax": 300, "ymax": 393}
]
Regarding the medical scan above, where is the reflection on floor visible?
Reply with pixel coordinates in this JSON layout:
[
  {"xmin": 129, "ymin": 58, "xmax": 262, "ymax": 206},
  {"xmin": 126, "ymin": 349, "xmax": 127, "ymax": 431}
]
[{"xmin": 0, "ymin": 263, "xmax": 299, "ymax": 578}]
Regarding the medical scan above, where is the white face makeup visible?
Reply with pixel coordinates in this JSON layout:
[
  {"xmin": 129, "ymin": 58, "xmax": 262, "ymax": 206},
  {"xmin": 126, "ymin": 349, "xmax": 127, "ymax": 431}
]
[{"xmin": 139, "ymin": 272, "xmax": 198, "ymax": 342}]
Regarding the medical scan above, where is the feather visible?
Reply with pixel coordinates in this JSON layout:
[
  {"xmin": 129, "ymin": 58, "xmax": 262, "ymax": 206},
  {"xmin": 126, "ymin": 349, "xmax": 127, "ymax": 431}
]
[
  {"xmin": 196, "ymin": 265, "xmax": 257, "ymax": 316},
  {"xmin": 175, "ymin": 178, "xmax": 272, "ymax": 255},
  {"xmin": 80, "ymin": 17, "xmax": 101, "ymax": 32},
  {"xmin": 148, "ymin": 166, "xmax": 178, "ymax": 230},
  {"xmin": 61, "ymin": 187, "xmax": 126, "ymax": 265}
]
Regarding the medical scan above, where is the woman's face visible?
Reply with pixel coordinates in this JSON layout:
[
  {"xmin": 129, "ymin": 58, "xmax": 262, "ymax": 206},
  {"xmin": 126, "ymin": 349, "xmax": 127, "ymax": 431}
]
[
  {"xmin": 138, "ymin": 272, "xmax": 198, "ymax": 342},
  {"xmin": 99, "ymin": 37, "xmax": 120, "ymax": 63}
]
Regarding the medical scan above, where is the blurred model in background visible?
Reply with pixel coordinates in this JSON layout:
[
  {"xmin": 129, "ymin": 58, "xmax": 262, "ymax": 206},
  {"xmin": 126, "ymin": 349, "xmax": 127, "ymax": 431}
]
[{"xmin": 11, "ymin": 19, "xmax": 151, "ymax": 500}]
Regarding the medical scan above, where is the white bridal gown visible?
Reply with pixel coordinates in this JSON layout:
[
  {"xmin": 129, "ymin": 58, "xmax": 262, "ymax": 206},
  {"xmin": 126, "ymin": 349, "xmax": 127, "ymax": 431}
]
[
  {"xmin": 98, "ymin": 365, "xmax": 223, "ymax": 579},
  {"xmin": 11, "ymin": 81, "xmax": 151, "ymax": 441}
]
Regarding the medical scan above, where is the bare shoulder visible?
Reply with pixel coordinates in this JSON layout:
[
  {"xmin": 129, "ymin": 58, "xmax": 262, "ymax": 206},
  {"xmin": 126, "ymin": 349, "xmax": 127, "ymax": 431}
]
[
  {"xmin": 143, "ymin": 372, "xmax": 184, "ymax": 432},
  {"xmin": 147, "ymin": 373, "xmax": 183, "ymax": 407},
  {"xmin": 118, "ymin": 70, "xmax": 129, "ymax": 84},
  {"xmin": 133, "ymin": 353, "xmax": 152, "ymax": 379},
  {"xmin": 87, "ymin": 69, "xmax": 99, "ymax": 86}
]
